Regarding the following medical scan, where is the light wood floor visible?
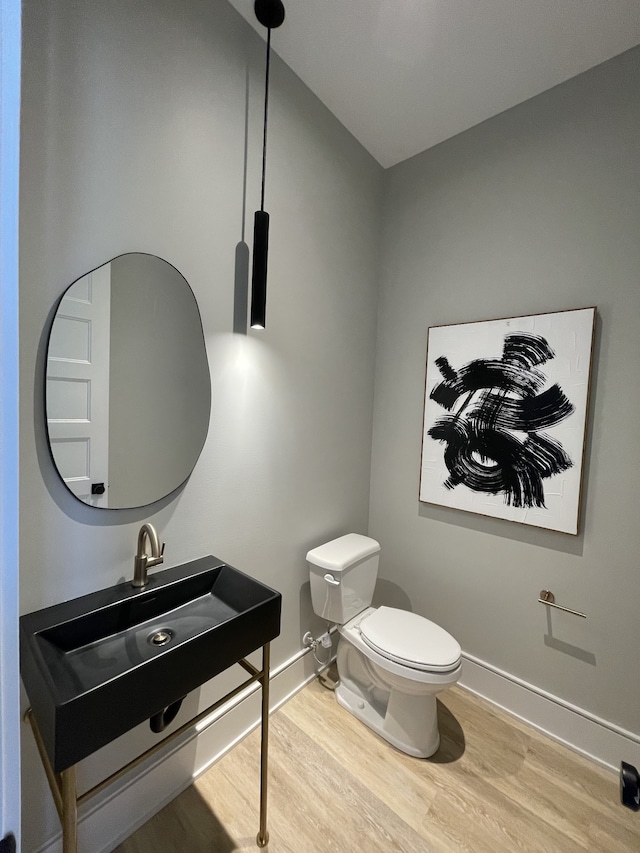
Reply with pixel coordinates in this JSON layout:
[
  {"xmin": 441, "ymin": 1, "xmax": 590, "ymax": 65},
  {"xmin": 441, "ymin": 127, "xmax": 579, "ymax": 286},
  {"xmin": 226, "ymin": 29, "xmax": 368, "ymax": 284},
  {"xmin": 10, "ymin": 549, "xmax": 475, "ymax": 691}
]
[{"xmin": 116, "ymin": 671, "xmax": 640, "ymax": 852}]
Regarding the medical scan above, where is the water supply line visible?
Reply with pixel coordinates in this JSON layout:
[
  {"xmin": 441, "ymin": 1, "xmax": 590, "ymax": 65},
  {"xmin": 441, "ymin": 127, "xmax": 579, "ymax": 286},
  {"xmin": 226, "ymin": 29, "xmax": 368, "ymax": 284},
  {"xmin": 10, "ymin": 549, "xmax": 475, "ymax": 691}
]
[{"xmin": 303, "ymin": 626, "xmax": 336, "ymax": 667}]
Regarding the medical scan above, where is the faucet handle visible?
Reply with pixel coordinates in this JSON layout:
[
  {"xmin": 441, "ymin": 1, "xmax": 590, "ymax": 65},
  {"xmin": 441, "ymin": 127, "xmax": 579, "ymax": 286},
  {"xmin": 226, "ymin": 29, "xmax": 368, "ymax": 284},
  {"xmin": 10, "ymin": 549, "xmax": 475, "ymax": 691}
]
[
  {"xmin": 149, "ymin": 542, "xmax": 165, "ymax": 569},
  {"xmin": 147, "ymin": 547, "xmax": 164, "ymax": 569}
]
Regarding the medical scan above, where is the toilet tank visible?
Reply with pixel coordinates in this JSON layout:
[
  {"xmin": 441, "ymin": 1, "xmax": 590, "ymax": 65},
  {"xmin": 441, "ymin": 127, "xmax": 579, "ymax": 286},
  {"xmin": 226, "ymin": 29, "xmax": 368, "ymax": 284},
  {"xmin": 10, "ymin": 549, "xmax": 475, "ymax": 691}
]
[{"xmin": 307, "ymin": 533, "xmax": 381, "ymax": 624}]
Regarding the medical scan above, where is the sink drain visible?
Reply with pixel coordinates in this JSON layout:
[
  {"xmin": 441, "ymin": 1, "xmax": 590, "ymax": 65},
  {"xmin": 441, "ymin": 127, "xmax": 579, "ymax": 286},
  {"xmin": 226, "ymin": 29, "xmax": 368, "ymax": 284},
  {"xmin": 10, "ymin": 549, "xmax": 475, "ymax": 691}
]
[{"xmin": 148, "ymin": 628, "xmax": 173, "ymax": 647}]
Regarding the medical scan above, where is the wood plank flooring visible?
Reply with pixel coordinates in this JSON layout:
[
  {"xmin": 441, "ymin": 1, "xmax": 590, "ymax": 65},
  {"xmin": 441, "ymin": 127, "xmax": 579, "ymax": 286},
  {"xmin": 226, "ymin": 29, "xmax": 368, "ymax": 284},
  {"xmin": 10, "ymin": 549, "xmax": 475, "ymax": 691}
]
[{"xmin": 116, "ymin": 672, "xmax": 640, "ymax": 852}]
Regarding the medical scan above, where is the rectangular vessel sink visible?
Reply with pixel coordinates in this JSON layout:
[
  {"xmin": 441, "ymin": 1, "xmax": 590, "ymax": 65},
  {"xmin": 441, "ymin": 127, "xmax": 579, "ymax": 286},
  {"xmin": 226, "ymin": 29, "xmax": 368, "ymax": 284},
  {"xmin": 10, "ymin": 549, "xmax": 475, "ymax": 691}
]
[{"xmin": 20, "ymin": 556, "xmax": 281, "ymax": 772}]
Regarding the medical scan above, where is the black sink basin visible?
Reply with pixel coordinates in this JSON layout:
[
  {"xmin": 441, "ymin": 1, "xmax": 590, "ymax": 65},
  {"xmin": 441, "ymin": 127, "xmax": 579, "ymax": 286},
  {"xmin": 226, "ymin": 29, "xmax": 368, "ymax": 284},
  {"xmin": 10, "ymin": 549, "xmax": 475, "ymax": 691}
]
[{"xmin": 20, "ymin": 557, "xmax": 281, "ymax": 772}]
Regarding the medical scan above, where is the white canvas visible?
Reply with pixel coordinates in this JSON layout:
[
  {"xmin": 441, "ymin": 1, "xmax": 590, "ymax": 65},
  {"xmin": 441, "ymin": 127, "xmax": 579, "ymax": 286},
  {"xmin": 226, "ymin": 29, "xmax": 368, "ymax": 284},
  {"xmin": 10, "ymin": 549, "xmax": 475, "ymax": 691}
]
[{"xmin": 419, "ymin": 307, "xmax": 596, "ymax": 534}]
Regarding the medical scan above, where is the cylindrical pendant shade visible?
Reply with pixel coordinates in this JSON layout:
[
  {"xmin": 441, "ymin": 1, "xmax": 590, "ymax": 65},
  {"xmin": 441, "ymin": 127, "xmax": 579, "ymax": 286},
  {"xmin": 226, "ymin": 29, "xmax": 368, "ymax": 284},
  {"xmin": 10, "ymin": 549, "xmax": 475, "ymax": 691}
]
[{"xmin": 251, "ymin": 210, "xmax": 270, "ymax": 329}]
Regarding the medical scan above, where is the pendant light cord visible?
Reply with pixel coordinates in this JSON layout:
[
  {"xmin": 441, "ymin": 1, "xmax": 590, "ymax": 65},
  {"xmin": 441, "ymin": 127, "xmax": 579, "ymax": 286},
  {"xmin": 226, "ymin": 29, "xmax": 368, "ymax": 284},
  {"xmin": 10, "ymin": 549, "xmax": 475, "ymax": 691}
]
[{"xmin": 260, "ymin": 28, "xmax": 272, "ymax": 213}]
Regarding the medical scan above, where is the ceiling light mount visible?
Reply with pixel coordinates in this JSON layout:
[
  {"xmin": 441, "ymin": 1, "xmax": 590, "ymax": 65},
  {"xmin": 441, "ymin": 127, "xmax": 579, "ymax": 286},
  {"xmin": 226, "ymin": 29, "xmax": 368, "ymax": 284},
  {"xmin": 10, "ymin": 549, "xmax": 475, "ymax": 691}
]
[{"xmin": 254, "ymin": 0, "xmax": 285, "ymax": 30}]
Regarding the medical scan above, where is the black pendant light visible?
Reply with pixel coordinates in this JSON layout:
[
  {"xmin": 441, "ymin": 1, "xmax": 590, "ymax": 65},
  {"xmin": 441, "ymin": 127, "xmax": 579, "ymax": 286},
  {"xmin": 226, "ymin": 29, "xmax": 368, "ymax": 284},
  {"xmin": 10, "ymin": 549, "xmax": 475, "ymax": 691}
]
[{"xmin": 250, "ymin": 0, "xmax": 285, "ymax": 330}]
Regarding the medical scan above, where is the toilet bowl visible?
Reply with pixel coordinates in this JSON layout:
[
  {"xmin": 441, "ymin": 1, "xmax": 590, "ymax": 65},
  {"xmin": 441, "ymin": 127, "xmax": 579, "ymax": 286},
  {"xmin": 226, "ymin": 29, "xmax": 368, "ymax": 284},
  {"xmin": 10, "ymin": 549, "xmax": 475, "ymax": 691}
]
[
  {"xmin": 336, "ymin": 606, "xmax": 461, "ymax": 757},
  {"xmin": 307, "ymin": 534, "xmax": 462, "ymax": 758}
]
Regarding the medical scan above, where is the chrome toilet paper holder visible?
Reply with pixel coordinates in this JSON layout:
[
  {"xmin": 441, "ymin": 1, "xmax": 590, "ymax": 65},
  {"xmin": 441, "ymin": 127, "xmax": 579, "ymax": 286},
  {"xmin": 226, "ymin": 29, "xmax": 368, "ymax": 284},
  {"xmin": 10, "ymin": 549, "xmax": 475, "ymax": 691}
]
[{"xmin": 538, "ymin": 589, "xmax": 586, "ymax": 619}]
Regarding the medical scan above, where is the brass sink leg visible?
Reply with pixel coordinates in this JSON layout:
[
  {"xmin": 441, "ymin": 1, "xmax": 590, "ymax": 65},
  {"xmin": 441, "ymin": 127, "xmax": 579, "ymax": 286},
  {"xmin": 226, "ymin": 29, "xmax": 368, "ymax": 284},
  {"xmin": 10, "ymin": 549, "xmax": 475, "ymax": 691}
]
[
  {"xmin": 24, "ymin": 708, "xmax": 63, "ymax": 819},
  {"xmin": 24, "ymin": 709, "xmax": 77, "ymax": 852},
  {"xmin": 256, "ymin": 642, "xmax": 270, "ymax": 848},
  {"xmin": 61, "ymin": 766, "xmax": 78, "ymax": 853}
]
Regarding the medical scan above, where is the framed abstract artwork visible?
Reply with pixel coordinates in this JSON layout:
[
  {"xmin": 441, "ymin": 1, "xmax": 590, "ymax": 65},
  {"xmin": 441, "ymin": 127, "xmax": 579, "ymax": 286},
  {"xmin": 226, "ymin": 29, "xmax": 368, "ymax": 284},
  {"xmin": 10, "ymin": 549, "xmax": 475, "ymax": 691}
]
[{"xmin": 419, "ymin": 307, "xmax": 596, "ymax": 534}]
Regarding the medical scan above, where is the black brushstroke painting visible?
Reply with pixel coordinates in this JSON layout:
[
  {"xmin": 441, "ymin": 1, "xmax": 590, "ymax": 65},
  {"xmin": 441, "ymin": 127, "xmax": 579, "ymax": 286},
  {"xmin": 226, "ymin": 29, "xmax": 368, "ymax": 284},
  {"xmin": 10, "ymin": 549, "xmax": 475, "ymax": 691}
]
[{"xmin": 427, "ymin": 332, "xmax": 574, "ymax": 509}]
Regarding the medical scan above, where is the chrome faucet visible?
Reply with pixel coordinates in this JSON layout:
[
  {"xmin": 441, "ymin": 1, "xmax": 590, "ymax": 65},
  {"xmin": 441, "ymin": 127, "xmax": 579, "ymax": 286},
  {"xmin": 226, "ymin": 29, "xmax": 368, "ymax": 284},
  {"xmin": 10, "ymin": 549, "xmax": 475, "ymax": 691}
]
[{"xmin": 132, "ymin": 523, "xmax": 165, "ymax": 588}]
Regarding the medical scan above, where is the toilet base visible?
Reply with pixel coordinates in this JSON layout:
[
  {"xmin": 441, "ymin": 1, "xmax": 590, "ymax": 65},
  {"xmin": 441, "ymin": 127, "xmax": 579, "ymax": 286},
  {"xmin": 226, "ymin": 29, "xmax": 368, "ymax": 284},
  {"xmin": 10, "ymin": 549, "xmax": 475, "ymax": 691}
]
[{"xmin": 335, "ymin": 679, "xmax": 440, "ymax": 758}]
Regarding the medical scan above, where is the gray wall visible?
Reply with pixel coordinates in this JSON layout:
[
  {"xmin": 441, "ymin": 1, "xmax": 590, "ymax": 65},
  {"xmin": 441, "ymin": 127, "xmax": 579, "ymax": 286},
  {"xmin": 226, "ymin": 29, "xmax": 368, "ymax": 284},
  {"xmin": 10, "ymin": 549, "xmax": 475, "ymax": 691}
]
[
  {"xmin": 369, "ymin": 47, "xmax": 640, "ymax": 732},
  {"xmin": 19, "ymin": 0, "xmax": 382, "ymax": 849}
]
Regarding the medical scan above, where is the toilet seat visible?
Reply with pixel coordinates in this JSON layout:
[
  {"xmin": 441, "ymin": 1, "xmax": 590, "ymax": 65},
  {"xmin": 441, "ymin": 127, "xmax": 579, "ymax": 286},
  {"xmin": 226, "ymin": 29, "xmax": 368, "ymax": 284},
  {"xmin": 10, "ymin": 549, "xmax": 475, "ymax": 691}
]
[{"xmin": 359, "ymin": 606, "xmax": 461, "ymax": 672}]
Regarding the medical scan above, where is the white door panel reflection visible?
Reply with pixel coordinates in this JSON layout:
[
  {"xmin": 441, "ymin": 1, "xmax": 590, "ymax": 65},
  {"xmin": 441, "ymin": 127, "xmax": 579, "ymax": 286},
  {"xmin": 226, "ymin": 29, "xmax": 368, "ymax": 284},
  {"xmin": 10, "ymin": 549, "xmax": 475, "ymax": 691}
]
[{"xmin": 46, "ymin": 265, "xmax": 111, "ymax": 506}]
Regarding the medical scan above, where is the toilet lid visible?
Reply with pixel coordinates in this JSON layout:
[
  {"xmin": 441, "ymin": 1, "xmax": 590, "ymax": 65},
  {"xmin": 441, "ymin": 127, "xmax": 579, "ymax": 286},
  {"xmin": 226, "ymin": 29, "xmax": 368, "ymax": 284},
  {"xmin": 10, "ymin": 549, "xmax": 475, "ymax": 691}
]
[{"xmin": 360, "ymin": 607, "xmax": 461, "ymax": 672}]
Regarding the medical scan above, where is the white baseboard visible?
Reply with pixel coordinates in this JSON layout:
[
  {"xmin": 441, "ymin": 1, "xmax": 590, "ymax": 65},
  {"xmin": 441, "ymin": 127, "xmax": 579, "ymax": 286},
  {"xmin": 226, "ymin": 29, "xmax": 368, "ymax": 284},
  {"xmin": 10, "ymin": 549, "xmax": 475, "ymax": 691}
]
[
  {"xmin": 35, "ymin": 648, "xmax": 320, "ymax": 853},
  {"xmin": 459, "ymin": 652, "xmax": 640, "ymax": 774}
]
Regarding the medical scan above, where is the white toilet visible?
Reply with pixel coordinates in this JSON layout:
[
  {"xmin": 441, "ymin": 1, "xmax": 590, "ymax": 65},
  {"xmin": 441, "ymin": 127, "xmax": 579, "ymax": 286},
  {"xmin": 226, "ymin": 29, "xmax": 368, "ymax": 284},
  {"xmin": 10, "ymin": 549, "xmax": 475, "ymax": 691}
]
[{"xmin": 307, "ymin": 533, "xmax": 462, "ymax": 758}]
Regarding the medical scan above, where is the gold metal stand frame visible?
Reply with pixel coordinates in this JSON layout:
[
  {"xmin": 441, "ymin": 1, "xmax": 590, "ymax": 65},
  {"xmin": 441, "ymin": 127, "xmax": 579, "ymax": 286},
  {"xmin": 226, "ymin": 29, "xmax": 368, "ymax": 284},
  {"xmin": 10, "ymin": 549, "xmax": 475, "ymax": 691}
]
[{"xmin": 25, "ymin": 642, "xmax": 272, "ymax": 852}]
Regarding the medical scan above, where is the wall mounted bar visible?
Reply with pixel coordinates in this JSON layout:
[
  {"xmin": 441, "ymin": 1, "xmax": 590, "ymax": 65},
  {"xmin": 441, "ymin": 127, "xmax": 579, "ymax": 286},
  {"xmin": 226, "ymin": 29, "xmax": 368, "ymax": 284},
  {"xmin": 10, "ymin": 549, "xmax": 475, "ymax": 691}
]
[{"xmin": 538, "ymin": 590, "xmax": 587, "ymax": 618}]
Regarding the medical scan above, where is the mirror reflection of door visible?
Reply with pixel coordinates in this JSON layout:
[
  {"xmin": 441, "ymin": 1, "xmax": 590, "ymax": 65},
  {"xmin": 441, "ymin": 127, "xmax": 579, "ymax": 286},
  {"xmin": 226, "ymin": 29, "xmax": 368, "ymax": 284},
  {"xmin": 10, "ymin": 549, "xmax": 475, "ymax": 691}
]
[
  {"xmin": 45, "ymin": 253, "xmax": 211, "ymax": 509},
  {"xmin": 46, "ymin": 266, "xmax": 111, "ymax": 506}
]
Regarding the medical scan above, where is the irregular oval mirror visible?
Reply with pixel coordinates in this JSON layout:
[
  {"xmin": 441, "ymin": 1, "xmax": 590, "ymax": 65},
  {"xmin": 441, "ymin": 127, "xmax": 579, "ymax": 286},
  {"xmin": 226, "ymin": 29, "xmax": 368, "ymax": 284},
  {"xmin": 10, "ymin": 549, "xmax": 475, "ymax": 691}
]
[{"xmin": 45, "ymin": 253, "xmax": 211, "ymax": 509}]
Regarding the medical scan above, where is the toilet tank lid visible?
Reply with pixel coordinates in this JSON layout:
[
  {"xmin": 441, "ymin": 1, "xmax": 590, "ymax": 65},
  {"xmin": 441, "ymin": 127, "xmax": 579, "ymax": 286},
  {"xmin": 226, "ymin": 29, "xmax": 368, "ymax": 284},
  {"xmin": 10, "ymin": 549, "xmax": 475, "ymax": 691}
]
[{"xmin": 306, "ymin": 533, "xmax": 380, "ymax": 572}]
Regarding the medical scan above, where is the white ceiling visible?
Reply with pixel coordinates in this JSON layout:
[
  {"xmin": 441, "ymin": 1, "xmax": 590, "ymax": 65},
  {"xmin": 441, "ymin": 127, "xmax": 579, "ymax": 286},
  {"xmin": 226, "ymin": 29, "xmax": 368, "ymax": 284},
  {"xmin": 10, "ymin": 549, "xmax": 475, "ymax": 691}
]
[{"xmin": 227, "ymin": 0, "xmax": 640, "ymax": 168}]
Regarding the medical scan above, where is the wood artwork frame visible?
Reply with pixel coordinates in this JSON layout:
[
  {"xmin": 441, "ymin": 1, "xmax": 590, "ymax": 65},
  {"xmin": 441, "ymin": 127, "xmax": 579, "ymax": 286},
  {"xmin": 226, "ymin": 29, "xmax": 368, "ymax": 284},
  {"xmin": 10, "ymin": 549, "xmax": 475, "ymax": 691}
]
[{"xmin": 419, "ymin": 307, "xmax": 596, "ymax": 534}]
